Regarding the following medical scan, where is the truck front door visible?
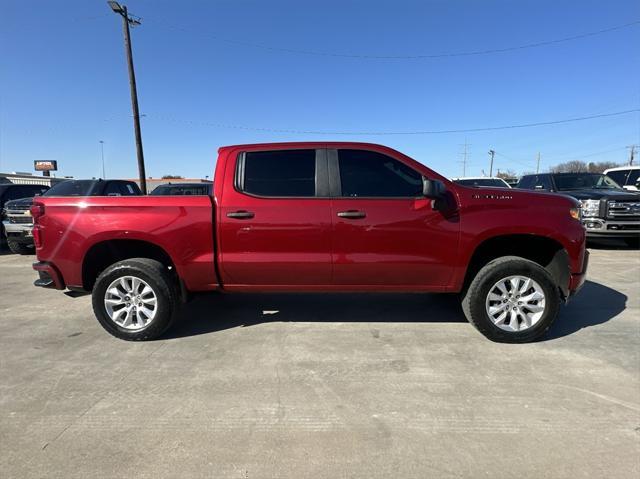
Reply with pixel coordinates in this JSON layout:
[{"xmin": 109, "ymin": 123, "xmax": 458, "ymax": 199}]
[{"xmin": 329, "ymin": 148, "xmax": 459, "ymax": 288}]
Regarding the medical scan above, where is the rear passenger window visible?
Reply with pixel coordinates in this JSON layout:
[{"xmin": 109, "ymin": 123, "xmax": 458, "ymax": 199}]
[
  {"xmin": 104, "ymin": 183, "xmax": 122, "ymax": 196},
  {"xmin": 535, "ymin": 176, "xmax": 552, "ymax": 190},
  {"xmin": 242, "ymin": 150, "xmax": 315, "ymax": 197},
  {"xmin": 517, "ymin": 176, "xmax": 534, "ymax": 189},
  {"xmin": 120, "ymin": 183, "xmax": 137, "ymax": 195},
  {"xmin": 338, "ymin": 149, "xmax": 422, "ymax": 197}
]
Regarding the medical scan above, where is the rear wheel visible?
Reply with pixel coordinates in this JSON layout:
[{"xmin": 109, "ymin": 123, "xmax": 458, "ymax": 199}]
[
  {"xmin": 92, "ymin": 258, "xmax": 179, "ymax": 341},
  {"xmin": 462, "ymin": 256, "xmax": 560, "ymax": 343},
  {"xmin": 7, "ymin": 240, "xmax": 34, "ymax": 255}
]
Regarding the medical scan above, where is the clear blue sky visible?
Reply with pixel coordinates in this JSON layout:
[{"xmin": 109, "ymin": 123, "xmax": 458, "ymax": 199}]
[{"xmin": 1, "ymin": 0, "xmax": 639, "ymax": 180}]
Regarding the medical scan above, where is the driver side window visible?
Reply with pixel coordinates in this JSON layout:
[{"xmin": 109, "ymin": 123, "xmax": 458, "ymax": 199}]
[{"xmin": 338, "ymin": 149, "xmax": 423, "ymax": 197}]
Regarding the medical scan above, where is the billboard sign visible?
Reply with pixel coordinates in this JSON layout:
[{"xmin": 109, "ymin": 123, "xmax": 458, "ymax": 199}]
[{"xmin": 34, "ymin": 160, "xmax": 58, "ymax": 171}]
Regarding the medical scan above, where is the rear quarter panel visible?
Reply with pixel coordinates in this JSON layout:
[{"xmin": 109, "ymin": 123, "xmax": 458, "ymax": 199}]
[{"xmin": 35, "ymin": 196, "xmax": 217, "ymax": 291}]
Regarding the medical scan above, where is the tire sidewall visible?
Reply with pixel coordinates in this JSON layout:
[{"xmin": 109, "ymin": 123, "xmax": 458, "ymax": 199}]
[
  {"xmin": 92, "ymin": 263, "xmax": 174, "ymax": 340},
  {"xmin": 469, "ymin": 260, "xmax": 560, "ymax": 342},
  {"xmin": 8, "ymin": 240, "xmax": 34, "ymax": 255}
]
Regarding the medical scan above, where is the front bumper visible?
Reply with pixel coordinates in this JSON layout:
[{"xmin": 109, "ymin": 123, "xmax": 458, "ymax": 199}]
[
  {"xmin": 2, "ymin": 220, "xmax": 34, "ymax": 235},
  {"xmin": 32, "ymin": 261, "xmax": 65, "ymax": 290},
  {"xmin": 582, "ymin": 218, "xmax": 640, "ymax": 237},
  {"xmin": 567, "ymin": 250, "xmax": 589, "ymax": 300}
]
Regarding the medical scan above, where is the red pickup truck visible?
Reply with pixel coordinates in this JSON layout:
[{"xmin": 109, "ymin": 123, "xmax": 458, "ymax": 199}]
[{"xmin": 31, "ymin": 142, "xmax": 588, "ymax": 343}]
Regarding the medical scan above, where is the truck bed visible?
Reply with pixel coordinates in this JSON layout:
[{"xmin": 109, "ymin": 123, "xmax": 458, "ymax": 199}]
[{"xmin": 34, "ymin": 195, "xmax": 218, "ymax": 291}]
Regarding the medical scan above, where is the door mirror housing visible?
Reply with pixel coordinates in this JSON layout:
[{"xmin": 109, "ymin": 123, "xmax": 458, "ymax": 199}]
[{"xmin": 422, "ymin": 178, "xmax": 446, "ymax": 198}]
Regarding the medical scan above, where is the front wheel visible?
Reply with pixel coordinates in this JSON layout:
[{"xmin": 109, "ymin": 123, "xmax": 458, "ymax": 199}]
[
  {"xmin": 624, "ymin": 236, "xmax": 640, "ymax": 248},
  {"xmin": 462, "ymin": 256, "xmax": 560, "ymax": 343},
  {"xmin": 92, "ymin": 258, "xmax": 179, "ymax": 341}
]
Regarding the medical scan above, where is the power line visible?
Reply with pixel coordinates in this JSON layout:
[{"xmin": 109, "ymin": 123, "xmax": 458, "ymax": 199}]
[
  {"xmin": 148, "ymin": 19, "xmax": 640, "ymax": 59},
  {"xmin": 147, "ymin": 108, "xmax": 640, "ymax": 136}
]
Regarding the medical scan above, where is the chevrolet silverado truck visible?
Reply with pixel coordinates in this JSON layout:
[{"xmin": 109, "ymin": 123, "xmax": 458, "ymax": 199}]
[{"xmin": 31, "ymin": 142, "xmax": 588, "ymax": 343}]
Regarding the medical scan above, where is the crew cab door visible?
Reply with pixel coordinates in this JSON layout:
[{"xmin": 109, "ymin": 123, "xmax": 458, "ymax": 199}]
[
  {"xmin": 218, "ymin": 147, "xmax": 332, "ymax": 287},
  {"xmin": 329, "ymin": 148, "xmax": 459, "ymax": 288}
]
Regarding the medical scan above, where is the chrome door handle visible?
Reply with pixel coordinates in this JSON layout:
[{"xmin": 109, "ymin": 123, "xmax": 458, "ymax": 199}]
[
  {"xmin": 227, "ymin": 210, "xmax": 255, "ymax": 219},
  {"xmin": 337, "ymin": 210, "xmax": 366, "ymax": 219}
]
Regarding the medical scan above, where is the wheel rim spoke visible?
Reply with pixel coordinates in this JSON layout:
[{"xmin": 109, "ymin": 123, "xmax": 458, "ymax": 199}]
[
  {"xmin": 485, "ymin": 275, "xmax": 546, "ymax": 333},
  {"xmin": 104, "ymin": 275, "xmax": 158, "ymax": 331}
]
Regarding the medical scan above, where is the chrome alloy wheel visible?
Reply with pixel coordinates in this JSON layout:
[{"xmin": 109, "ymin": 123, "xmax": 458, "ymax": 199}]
[
  {"xmin": 104, "ymin": 276, "xmax": 158, "ymax": 330},
  {"xmin": 485, "ymin": 275, "xmax": 546, "ymax": 332}
]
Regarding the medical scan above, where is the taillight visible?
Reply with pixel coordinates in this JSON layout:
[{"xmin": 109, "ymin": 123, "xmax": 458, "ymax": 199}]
[
  {"xmin": 33, "ymin": 225, "xmax": 42, "ymax": 248},
  {"xmin": 30, "ymin": 203, "xmax": 44, "ymax": 222}
]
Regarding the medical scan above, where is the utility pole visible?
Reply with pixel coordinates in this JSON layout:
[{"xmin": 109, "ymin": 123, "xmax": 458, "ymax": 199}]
[
  {"xmin": 108, "ymin": 1, "xmax": 147, "ymax": 194},
  {"xmin": 99, "ymin": 140, "xmax": 105, "ymax": 178},
  {"xmin": 628, "ymin": 145, "xmax": 637, "ymax": 166},
  {"xmin": 488, "ymin": 149, "xmax": 495, "ymax": 176},
  {"xmin": 536, "ymin": 152, "xmax": 541, "ymax": 174},
  {"xmin": 459, "ymin": 140, "xmax": 470, "ymax": 176}
]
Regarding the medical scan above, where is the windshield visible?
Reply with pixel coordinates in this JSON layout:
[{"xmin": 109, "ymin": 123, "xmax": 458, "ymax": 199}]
[
  {"xmin": 553, "ymin": 174, "xmax": 622, "ymax": 191},
  {"xmin": 43, "ymin": 180, "xmax": 102, "ymax": 196},
  {"xmin": 455, "ymin": 178, "xmax": 509, "ymax": 188}
]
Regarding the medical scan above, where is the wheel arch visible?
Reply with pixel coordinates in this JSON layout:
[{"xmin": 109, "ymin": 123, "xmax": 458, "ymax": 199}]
[
  {"xmin": 82, "ymin": 239, "xmax": 179, "ymax": 292},
  {"xmin": 462, "ymin": 234, "xmax": 570, "ymax": 298}
]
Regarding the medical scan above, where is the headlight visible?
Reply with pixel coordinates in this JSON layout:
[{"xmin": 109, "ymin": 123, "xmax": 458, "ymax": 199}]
[
  {"xmin": 580, "ymin": 199, "xmax": 600, "ymax": 217},
  {"xmin": 569, "ymin": 207, "xmax": 581, "ymax": 220}
]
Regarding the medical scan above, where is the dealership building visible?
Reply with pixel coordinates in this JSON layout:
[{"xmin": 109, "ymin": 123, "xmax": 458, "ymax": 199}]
[{"xmin": 0, "ymin": 172, "xmax": 69, "ymax": 187}]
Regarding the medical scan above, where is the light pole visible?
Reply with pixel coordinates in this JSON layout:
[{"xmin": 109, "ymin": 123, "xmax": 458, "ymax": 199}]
[
  {"xmin": 99, "ymin": 140, "xmax": 105, "ymax": 178},
  {"xmin": 488, "ymin": 149, "xmax": 495, "ymax": 177},
  {"xmin": 107, "ymin": 1, "xmax": 147, "ymax": 193}
]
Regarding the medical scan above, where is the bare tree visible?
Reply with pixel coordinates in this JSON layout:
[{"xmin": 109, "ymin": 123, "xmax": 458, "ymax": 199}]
[
  {"xmin": 161, "ymin": 175, "xmax": 184, "ymax": 179},
  {"xmin": 587, "ymin": 161, "xmax": 620, "ymax": 173},
  {"xmin": 549, "ymin": 160, "xmax": 588, "ymax": 173},
  {"xmin": 549, "ymin": 160, "xmax": 622, "ymax": 174},
  {"xmin": 496, "ymin": 169, "xmax": 517, "ymax": 179}
]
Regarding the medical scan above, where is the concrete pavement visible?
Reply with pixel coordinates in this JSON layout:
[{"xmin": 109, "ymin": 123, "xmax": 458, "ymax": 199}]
[{"xmin": 1, "ymin": 244, "xmax": 638, "ymax": 478}]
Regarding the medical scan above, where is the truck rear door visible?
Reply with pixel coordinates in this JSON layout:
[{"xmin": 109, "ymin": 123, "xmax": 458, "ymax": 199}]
[{"xmin": 217, "ymin": 147, "xmax": 332, "ymax": 288}]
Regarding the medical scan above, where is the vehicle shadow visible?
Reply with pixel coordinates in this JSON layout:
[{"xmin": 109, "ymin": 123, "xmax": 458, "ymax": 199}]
[
  {"xmin": 164, "ymin": 280, "xmax": 626, "ymax": 341},
  {"xmin": 545, "ymin": 280, "xmax": 627, "ymax": 340},
  {"xmin": 165, "ymin": 292, "xmax": 465, "ymax": 340}
]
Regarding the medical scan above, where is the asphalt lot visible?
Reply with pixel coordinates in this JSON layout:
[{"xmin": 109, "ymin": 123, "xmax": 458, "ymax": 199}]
[{"xmin": 1, "ymin": 243, "xmax": 639, "ymax": 478}]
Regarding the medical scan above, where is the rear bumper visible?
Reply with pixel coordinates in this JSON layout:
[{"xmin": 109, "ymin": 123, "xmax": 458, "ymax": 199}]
[
  {"xmin": 567, "ymin": 250, "xmax": 589, "ymax": 300},
  {"xmin": 32, "ymin": 261, "xmax": 65, "ymax": 290}
]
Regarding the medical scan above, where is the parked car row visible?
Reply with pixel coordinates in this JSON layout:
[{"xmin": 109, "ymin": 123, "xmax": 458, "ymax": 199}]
[
  {"xmin": 1, "ymin": 180, "xmax": 212, "ymax": 254},
  {"xmin": 3, "ymin": 165, "xmax": 638, "ymax": 256}
]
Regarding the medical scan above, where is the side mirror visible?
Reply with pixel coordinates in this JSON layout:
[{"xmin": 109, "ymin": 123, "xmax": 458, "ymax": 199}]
[{"xmin": 422, "ymin": 178, "xmax": 446, "ymax": 198}]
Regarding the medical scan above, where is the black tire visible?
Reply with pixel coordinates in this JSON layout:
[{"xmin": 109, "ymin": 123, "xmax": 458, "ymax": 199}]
[
  {"xmin": 461, "ymin": 256, "xmax": 560, "ymax": 343},
  {"xmin": 7, "ymin": 240, "xmax": 34, "ymax": 255},
  {"xmin": 92, "ymin": 258, "xmax": 179, "ymax": 341},
  {"xmin": 624, "ymin": 236, "xmax": 640, "ymax": 249}
]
